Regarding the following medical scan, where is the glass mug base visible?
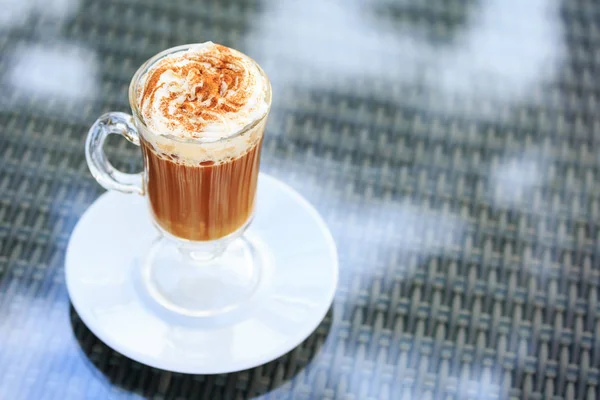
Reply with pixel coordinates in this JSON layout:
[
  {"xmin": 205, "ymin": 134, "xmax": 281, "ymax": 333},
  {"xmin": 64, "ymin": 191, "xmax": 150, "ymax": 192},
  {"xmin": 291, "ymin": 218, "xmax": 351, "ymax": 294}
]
[{"xmin": 141, "ymin": 220, "xmax": 263, "ymax": 318}]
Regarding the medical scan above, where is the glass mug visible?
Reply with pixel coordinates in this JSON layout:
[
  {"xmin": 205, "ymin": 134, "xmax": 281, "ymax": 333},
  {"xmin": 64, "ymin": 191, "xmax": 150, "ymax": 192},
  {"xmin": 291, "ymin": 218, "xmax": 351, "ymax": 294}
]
[{"xmin": 85, "ymin": 44, "xmax": 272, "ymax": 317}]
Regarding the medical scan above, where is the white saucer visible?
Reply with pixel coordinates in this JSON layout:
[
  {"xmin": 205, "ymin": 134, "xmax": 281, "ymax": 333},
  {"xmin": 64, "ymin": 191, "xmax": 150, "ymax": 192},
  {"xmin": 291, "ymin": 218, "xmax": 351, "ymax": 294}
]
[{"xmin": 66, "ymin": 173, "xmax": 338, "ymax": 374}]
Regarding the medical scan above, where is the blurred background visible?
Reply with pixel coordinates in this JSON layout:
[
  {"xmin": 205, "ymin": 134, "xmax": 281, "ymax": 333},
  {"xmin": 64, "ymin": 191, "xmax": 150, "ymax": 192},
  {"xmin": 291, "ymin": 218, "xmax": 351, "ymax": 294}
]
[{"xmin": 0, "ymin": 0, "xmax": 598, "ymax": 399}]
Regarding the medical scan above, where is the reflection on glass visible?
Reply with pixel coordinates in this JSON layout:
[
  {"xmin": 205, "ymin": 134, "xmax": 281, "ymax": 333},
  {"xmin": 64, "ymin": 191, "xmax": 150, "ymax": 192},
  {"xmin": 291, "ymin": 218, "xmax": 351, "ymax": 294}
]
[
  {"xmin": 490, "ymin": 153, "xmax": 546, "ymax": 208},
  {"xmin": 0, "ymin": 0, "xmax": 80, "ymax": 30},
  {"xmin": 2, "ymin": 42, "xmax": 98, "ymax": 111},
  {"xmin": 249, "ymin": 0, "xmax": 564, "ymax": 119}
]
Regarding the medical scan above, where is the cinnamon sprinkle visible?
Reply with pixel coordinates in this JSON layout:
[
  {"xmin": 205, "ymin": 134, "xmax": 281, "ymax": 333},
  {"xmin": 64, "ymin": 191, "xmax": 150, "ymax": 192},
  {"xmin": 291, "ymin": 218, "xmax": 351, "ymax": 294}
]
[{"xmin": 139, "ymin": 44, "xmax": 255, "ymax": 135}]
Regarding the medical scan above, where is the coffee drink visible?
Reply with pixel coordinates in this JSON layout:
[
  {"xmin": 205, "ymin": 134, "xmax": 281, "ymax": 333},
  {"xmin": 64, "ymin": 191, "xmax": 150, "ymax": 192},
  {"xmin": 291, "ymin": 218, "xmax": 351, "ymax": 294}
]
[{"xmin": 135, "ymin": 42, "xmax": 270, "ymax": 241}]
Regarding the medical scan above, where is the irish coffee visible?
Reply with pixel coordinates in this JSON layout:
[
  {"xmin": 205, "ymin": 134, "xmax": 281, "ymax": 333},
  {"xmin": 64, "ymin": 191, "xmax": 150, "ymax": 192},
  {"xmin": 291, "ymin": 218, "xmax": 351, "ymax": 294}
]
[
  {"xmin": 84, "ymin": 42, "xmax": 273, "ymax": 317},
  {"xmin": 135, "ymin": 42, "xmax": 270, "ymax": 241}
]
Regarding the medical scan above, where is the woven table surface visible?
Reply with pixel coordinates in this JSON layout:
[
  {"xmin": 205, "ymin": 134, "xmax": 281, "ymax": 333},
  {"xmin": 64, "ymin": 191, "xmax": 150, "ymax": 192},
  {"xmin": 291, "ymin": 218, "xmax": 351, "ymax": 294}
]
[{"xmin": 0, "ymin": 0, "xmax": 599, "ymax": 399}]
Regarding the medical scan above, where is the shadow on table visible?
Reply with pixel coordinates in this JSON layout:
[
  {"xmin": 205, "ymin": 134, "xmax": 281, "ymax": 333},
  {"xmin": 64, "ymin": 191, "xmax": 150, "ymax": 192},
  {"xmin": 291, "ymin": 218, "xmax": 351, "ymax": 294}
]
[{"xmin": 70, "ymin": 305, "xmax": 333, "ymax": 399}]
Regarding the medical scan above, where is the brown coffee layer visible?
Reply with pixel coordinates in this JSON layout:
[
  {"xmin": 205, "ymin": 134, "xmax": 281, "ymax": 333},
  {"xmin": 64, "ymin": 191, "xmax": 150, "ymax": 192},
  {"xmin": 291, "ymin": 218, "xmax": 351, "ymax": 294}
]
[{"xmin": 142, "ymin": 137, "xmax": 262, "ymax": 241}]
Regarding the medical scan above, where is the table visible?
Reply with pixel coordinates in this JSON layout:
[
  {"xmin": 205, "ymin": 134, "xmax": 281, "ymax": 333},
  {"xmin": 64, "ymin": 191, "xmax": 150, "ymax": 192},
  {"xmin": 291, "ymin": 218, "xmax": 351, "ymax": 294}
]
[{"xmin": 0, "ymin": 0, "xmax": 598, "ymax": 398}]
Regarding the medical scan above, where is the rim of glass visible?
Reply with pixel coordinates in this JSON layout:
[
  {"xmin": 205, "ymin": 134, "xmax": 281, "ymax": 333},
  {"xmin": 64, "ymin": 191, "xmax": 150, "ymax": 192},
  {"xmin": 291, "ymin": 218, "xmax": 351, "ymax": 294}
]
[{"xmin": 128, "ymin": 43, "xmax": 272, "ymax": 144}]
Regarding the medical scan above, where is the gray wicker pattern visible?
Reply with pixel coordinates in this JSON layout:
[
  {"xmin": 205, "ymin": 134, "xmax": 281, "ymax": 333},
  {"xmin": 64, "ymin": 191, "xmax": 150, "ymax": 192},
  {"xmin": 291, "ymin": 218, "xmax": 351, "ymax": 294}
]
[{"xmin": 0, "ymin": 0, "xmax": 599, "ymax": 399}]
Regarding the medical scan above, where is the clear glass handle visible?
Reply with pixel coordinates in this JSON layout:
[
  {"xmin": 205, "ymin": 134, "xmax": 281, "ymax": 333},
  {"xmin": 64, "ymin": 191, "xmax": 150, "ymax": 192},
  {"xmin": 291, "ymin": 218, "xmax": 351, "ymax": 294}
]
[{"xmin": 85, "ymin": 112, "xmax": 144, "ymax": 195}]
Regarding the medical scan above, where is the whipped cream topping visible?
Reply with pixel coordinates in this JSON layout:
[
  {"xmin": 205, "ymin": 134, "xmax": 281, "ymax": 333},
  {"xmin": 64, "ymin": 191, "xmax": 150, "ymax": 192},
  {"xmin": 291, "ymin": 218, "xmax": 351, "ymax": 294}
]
[{"xmin": 137, "ymin": 42, "xmax": 269, "ymax": 141}]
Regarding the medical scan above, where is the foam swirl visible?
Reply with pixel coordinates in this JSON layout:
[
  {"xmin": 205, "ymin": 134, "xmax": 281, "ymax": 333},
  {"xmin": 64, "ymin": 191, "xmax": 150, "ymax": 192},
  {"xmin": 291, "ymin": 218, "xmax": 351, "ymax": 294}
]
[{"xmin": 138, "ymin": 42, "xmax": 269, "ymax": 141}]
